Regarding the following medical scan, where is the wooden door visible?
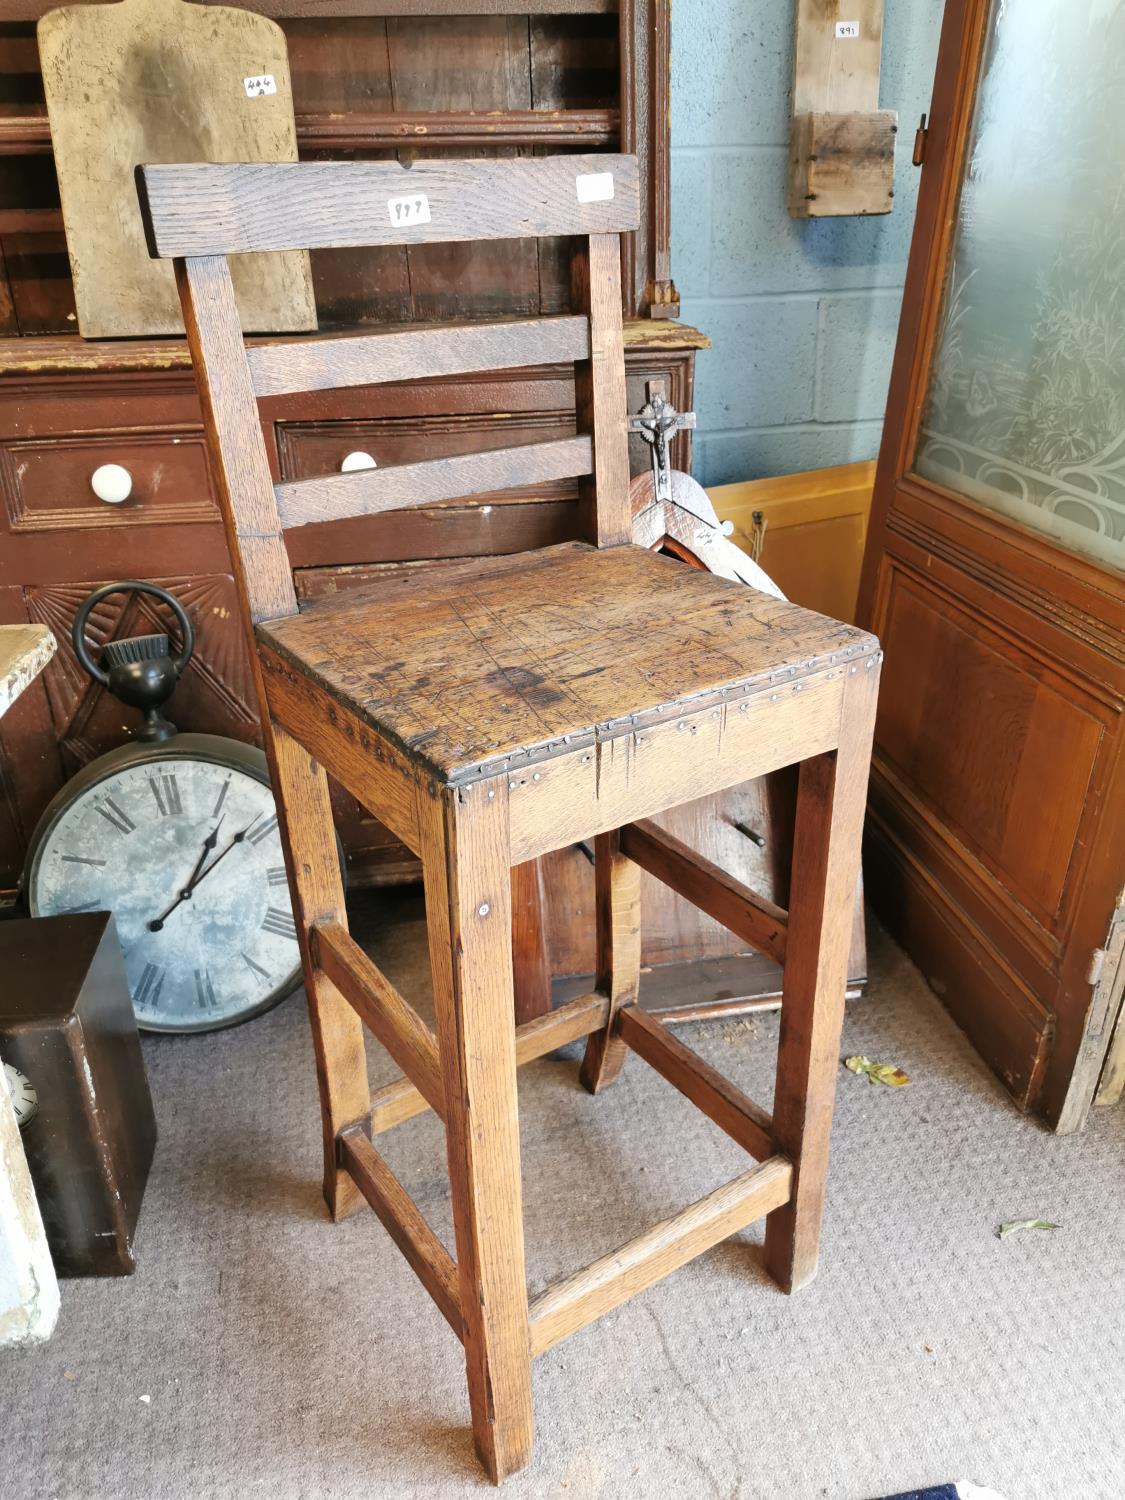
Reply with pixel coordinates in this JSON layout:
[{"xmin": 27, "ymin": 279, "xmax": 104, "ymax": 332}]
[{"xmin": 857, "ymin": 0, "xmax": 1125, "ymax": 1131}]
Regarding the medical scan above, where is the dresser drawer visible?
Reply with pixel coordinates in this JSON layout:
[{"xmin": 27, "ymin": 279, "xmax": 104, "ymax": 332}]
[{"xmin": 0, "ymin": 426, "xmax": 219, "ymax": 533}]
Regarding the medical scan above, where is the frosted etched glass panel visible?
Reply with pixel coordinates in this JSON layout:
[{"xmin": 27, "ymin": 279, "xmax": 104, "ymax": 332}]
[{"xmin": 915, "ymin": 0, "xmax": 1125, "ymax": 570}]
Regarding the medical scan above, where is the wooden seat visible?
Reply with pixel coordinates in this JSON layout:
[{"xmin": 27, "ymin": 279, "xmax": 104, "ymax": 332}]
[
  {"xmin": 138, "ymin": 151, "xmax": 881, "ymax": 1486},
  {"xmin": 259, "ymin": 541, "xmax": 874, "ymax": 784}
]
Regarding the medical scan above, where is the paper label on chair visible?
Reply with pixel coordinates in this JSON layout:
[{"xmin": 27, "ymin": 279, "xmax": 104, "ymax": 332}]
[
  {"xmin": 575, "ymin": 172, "xmax": 615, "ymax": 204},
  {"xmin": 835, "ymin": 20, "xmax": 860, "ymax": 38},
  {"xmin": 387, "ymin": 193, "xmax": 432, "ymax": 228},
  {"xmin": 243, "ymin": 75, "xmax": 277, "ymax": 97}
]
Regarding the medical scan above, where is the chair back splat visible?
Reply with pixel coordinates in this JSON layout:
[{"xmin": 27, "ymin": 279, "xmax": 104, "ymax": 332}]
[{"xmin": 136, "ymin": 154, "xmax": 642, "ymax": 624}]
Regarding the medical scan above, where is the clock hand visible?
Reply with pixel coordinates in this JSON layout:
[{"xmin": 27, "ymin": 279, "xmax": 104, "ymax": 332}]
[
  {"xmin": 147, "ymin": 817, "xmax": 227, "ymax": 932},
  {"xmin": 178, "ymin": 823, "xmax": 253, "ymax": 895},
  {"xmin": 183, "ymin": 814, "xmax": 225, "ymax": 891},
  {"xmin": 176, "ymin": 816, "xmax": 225, "ymax": 894}
]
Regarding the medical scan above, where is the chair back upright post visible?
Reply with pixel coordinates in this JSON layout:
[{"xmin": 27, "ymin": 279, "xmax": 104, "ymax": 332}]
[
  {"xmin": 175, "ymin": 254, "xmax": 298, "ymax": 629},
  {"xmin": 572, "ymin": 234, "xmax": 632, "ymax": 547},
  {"xmin": 137, "ymin": 154, "xmax": 643, "ymax": 627}
]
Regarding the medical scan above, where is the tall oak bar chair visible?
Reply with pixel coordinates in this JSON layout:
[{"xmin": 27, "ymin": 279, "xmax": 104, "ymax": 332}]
[{"xmin": 137, "ymin": 154, "xmax": 881, "ymax": 1484}]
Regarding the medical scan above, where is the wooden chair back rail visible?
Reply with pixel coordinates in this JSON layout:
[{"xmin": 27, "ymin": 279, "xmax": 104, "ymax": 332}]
[
  {"xmin": 312, "ymin": 921, "xmax": 445, "ymax": 1121},
  {"xmin": 338, "ymin": 1126, "xmax": 464, "ymax": 1340},
  {"xmin": 619, "ymin": 818, "xmax": 790, "ymax": 966},
  {"xmin": 137, "ymin": 154, "xmax": 641, "ymax": 257},
  {"xmin": 527, "ymin": 1156, "xmax": 794, "ymax": 1358},
  {"xmin": 369, "ymin": 990, "xmax": 611, "ymax": 1137},
  {"xmin": 246, "ymin": 315, "xmax": 592, "ymax": 398},
  {"xmin": 275, "ymin": 435, "xmax": 594, "ymax": 530}
]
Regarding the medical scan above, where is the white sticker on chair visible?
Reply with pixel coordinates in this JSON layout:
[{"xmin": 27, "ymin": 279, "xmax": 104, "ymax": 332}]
[
  {"xmin": 387, "ymin": 193, "xmax": 432, "ymax": 228},
  {"xmin": 576, "ymin": 172, "xmax": 615, "ymax": 204}
]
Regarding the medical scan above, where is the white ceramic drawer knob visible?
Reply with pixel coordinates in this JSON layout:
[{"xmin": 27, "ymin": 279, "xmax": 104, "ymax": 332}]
[
  {"xmin": 340, "ymin": 451, "xmax": 377, "ymax": 473},
  {"xmin": 90, "ymin": 463, "xmax": 133, "ymax": 504}
]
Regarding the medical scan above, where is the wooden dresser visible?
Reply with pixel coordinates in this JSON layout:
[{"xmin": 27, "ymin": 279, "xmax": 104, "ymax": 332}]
[{"xmin": 0, "ymin": 2, "xmax": 707, "ymax": 895}]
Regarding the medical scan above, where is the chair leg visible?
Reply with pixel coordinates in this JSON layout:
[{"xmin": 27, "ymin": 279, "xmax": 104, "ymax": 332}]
[
  {"xmin": 580, "ymin": 829, "xmax": 642, "ymax": 1093},
  {"xmin": 266, "ymin": 720, "xmax": 370, "ymax": 1221},
  {"xmin": 511, "ymin": 857, "xmax": 552, "ymax": 1025},
  {"xmin": 765, "ymin": 661, "xmax": 880, "ymax": 1292},
  {"xmin": 421, "ymin": 781, "xmax": 534, "ymax": 1484}
]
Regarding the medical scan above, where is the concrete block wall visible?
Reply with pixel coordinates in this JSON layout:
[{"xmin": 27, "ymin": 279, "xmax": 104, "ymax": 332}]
[{"xmin": 671, "ymin": 2, "xmax": 946, "ymax": 486}]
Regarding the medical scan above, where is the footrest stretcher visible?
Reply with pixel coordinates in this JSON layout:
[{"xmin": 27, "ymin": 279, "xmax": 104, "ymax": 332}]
[{"xmin": 527, "ymin": 1155, "xmax": 793, "ymax": 1356}]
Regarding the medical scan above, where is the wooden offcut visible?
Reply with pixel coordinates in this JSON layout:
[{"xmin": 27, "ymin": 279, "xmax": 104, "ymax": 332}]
[
  {"xmin": 38, "ymin": 0, "xmax": 315, "ymax": 336},
  {"xmin": 789, "ymin": 110, "xmax": 897, "ymax": 218},
  {"xmin": 788, "ymin": 0, "xmax": 896, "ymax": 218}
]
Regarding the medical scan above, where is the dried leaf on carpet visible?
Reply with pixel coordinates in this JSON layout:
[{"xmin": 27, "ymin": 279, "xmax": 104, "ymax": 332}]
[{"xmin": 845, "ymin": 1054, "xmax": 911, "ymax": 1087}]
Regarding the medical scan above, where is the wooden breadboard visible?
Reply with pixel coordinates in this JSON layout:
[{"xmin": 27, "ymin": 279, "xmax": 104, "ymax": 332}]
[{"xmin": 38, "ymin": 0, "xmax": 316, "ymax": 337}]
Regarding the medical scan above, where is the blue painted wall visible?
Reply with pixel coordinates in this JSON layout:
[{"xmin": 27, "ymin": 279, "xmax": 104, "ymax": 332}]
[{"xmin": 671, "ymin": 3, "xmax": 946, "ymax": 486}]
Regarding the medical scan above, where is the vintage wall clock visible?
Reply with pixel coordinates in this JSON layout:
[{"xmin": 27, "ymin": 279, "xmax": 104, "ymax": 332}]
[
  {"xmin": 23, "ymin": 582, "xmax": 302, "ymax": 1034},
  {"xmin": 3, "ymin": 1061, "xmax": 39, "ymax": 1128}
]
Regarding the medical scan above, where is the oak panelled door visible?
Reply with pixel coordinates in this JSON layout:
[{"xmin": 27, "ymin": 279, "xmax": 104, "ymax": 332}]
[{"xmin": 858, "ymin": 0, "xmax": 1125, "ymax": 1131}]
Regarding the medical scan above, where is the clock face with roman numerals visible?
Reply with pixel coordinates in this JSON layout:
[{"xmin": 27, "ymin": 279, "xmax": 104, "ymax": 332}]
[
  {"xmin": 26, "ymin": 738, "xmax": 301, "ymax": 1033},
  {"xmin": 3, "ymin": 1062, "xmax": 38, "ymax": 1129}
]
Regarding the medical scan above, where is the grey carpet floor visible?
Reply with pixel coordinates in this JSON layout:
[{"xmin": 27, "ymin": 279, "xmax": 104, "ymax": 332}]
[{"xmin": 3, "ymin": 894, "xmax": 1123, "ymax": 1500}]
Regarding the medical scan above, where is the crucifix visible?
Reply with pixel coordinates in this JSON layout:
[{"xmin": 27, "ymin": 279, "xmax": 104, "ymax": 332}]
[
  {"xmin": 628, "ymin": 380, "xmax": 696, "ymax": 505},
  {"xmin": 628, "ymin": 382, "xmax": 734, "ymax": 538}
]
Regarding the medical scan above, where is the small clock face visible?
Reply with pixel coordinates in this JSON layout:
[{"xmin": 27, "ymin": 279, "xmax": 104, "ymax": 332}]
[
  {"xmin": 3, "ymin": 1062, "xmax": 38, "ymax": 1129},
  {"xmin": 29, "ymin": 746, "xmax": 301, "ymax": 1032}
]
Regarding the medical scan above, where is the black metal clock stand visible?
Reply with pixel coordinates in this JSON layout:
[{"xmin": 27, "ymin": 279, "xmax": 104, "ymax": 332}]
[{"xmin": 71, "ymin": 579, "xmax": 195, "ymax": 743}]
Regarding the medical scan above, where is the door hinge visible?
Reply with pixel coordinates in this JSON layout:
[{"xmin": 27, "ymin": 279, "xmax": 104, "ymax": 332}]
[
  {"xmin": 912, "ymin": 113, "xmax": 929, "ymax": 167},
  {"xmin": 1085, "ymin": 890, "xmax": 1125, "ymax": 1038}
]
